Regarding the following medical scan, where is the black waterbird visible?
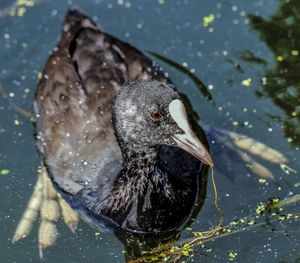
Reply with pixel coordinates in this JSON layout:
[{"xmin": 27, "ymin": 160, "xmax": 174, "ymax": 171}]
[{"xmin": 35, "ymin": 7, "xmax": 213, "ymax": 235}]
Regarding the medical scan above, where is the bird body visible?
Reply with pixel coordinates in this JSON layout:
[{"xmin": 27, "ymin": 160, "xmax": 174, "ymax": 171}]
[{"xmin": 34, "ymin": 8, "xmax": 211, "ymax": 233}]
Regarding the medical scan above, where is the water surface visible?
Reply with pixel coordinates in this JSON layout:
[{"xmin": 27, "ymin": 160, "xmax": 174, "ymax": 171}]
[{"xmin": 0, "ymin": 0, "xmax": 299, "ymax": 262}]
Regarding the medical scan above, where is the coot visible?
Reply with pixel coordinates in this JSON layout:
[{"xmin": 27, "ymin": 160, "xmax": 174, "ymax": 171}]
[{"xmin": 33, "ymin": 7, "xmax": 212, "ymax": 234}]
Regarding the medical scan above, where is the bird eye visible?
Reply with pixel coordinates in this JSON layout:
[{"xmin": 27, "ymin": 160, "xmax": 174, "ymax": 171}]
[{"xmin": 150, "ymin": 111, "xmax": 161, "ymax": 120}]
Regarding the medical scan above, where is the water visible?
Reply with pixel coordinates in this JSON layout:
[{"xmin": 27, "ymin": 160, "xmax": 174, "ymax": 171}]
[{"xmin": 0, "ymin": 0, "xmax": 299, "ymax": 262}]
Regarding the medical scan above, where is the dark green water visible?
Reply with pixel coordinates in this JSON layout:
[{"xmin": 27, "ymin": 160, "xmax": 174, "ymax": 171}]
[{"xmin": 0, "ymin": 0, "xmax": 299, "ymax": 262}]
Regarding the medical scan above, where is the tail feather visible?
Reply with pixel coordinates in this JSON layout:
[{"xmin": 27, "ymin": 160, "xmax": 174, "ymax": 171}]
[{"xmin": 57, "ymin": 6, "xmax": 97, "ymax": 48}]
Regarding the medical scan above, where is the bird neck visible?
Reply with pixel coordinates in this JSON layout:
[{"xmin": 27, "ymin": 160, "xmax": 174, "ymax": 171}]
[{"xmin": 120, "ymin": 144, "xmax": 161, "ymax": 179}]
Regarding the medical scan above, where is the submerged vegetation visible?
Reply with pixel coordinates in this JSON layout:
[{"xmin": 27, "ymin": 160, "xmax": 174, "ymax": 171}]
[{"xmin": 127, "ymin": 194, "xmax": 300, "ymax": 262}]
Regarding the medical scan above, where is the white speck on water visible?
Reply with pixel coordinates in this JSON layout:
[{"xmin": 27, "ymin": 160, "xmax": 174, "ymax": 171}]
[
  {"xmin": 51, "ymin": 9, "xmax": 58, "ymax": 17},
  {"xmin": 233, "ymin": 19, "xmax": 239, "ymax": 25},
  {"xmin": 182, "ymin": 62, "xmax": 188, "ymax": 67},
  {"xmin": 232, "ymin": 5, "xmax": 238, "ymax": 11},
  {"xmin": 124, "ymin": 2, "xmax": 131, "ymax": 8},
  {"xmin": 240, "ymin": 11, "xmax": 246, "ymax": 16},
  {"xmin": 13, "ymin": 80, "xmax": 21, "ymax": 86}
]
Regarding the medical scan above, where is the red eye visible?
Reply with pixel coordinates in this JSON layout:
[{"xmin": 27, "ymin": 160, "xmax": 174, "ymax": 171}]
[{"xmin": 150, "ymin": 111, "xmax": 161, "ymax": 120}]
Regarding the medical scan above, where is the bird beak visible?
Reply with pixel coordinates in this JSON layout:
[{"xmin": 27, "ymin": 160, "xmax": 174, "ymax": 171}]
[{"xmin": 169, "ymin": 99, "xmax": 214, "ymax": 167}]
